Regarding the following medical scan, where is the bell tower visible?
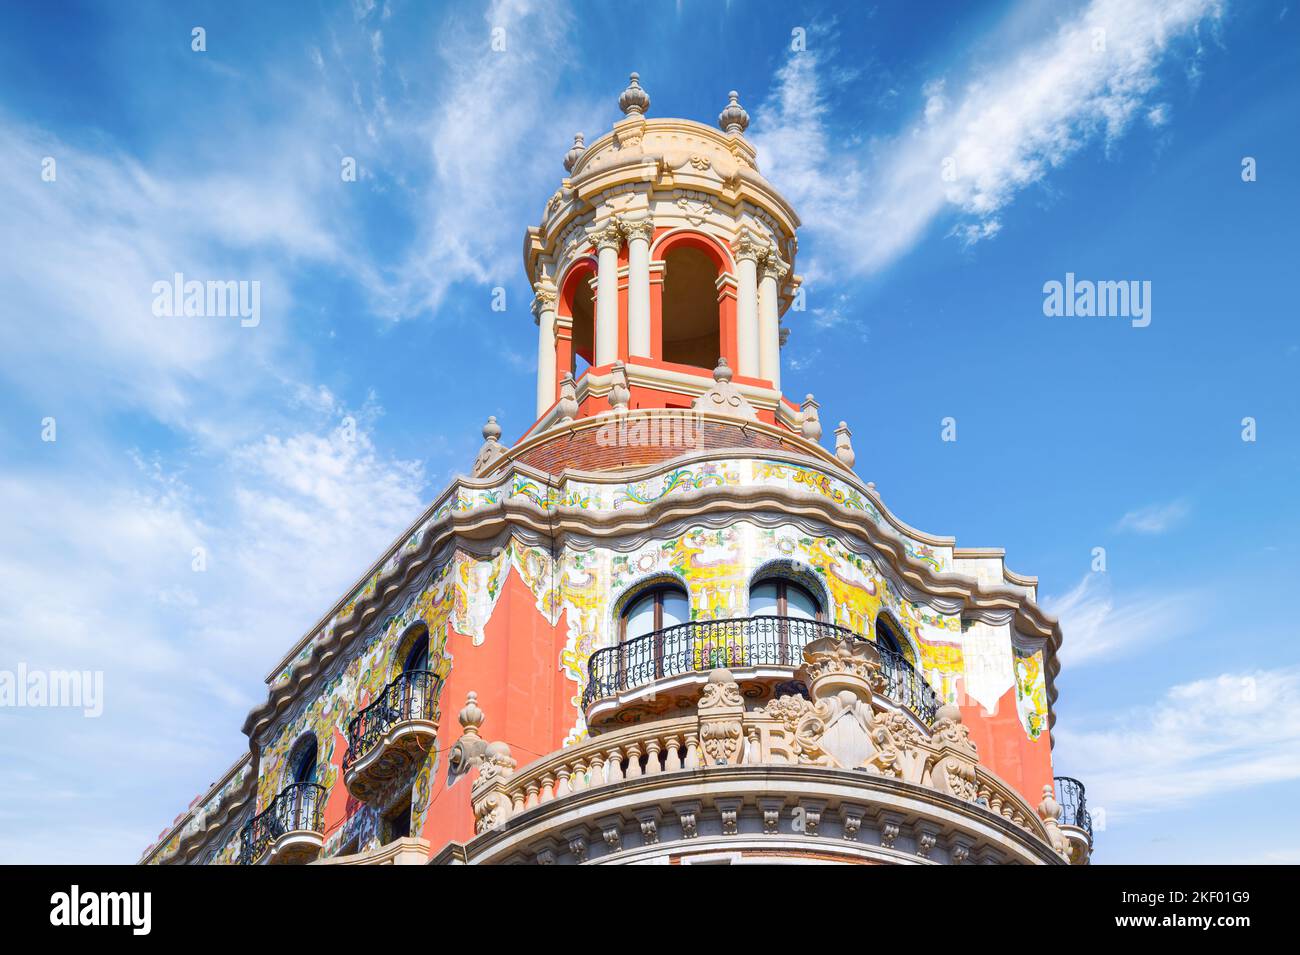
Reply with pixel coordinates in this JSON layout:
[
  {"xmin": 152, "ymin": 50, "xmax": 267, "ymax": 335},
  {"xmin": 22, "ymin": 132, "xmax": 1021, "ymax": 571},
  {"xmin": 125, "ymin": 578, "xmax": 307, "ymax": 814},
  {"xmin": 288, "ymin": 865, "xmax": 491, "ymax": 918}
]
[{"xmin": 523, "ymin": 74, "xmax": 803, "ymax": 424}]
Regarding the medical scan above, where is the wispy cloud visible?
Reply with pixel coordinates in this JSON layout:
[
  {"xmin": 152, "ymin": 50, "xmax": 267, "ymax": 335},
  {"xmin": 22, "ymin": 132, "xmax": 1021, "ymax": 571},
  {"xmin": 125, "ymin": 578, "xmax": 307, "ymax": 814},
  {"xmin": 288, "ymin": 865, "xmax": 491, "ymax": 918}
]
[
  {"xmin": 1045, "ymin": 573, "xmax": 1195, "ymax": 666},
  {"xmin": 0, "ymin": 407, "xmax": 426, "ymax": 863},
  {"xmin": 1115, "ymin": 498, "xmax": 1191, "ymax": 534},
  {"xmin": 1056, "ymin": 666, "xmax": 1300, "ymax": 820},
  {"xmin": 751, "ymin": 0, "xmax": 1225, "ymax": 277}
]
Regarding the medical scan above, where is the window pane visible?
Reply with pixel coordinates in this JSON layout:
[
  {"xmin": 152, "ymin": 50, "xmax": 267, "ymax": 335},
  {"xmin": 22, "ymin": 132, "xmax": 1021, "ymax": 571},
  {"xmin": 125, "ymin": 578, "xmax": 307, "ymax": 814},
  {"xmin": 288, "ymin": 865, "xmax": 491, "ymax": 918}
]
[
  {"xmin": 661, "ymin": 590, "xmax": 689, "ymax": 628},
  {"xmin": 625, "ymin": 594, "xmax": 657, "ymax": 640},
  {"xmin": 785, "ymin": 584, "xmax": 819, "ymax": 620},
  {"xmin": 750, "ymin": 581, "xmax": 780, "ymax": 616}
]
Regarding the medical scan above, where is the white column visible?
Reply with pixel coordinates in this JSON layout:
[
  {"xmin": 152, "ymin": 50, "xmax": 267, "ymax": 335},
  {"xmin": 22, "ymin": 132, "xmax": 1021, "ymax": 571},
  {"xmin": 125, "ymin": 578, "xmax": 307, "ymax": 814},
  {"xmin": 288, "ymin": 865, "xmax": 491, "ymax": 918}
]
[
  {"xmin": 592, "ymin": 221, "xmax": 623, "ymax": 367},
  {"xmin": 533, "ymin": 279, "xmax": 558, "ymax": 417},
  {"xmin": 624, "ymin": 217, "xmax": 653, "ymax": 357},
  {"xmin": 733, "ymin": 229, "xmax": 762, "ymax": 378},
  {"xmin": 758, "ymin": 253, "xmax": 787, "ymax": 390}
]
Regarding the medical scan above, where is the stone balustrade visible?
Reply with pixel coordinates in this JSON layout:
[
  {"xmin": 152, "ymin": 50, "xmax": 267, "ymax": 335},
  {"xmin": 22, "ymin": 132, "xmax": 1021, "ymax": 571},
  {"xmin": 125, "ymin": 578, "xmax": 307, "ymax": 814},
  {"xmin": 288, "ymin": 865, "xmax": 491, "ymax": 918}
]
[{"xmin": 455, "ymin": 634, "xmax": 1081, "ymax": 864}]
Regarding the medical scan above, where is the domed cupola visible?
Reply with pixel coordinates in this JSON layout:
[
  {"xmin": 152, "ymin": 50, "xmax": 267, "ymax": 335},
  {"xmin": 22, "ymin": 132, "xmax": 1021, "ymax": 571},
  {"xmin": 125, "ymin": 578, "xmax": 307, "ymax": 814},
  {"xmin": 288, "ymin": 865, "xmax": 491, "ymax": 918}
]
[{"xmin": 523, "ymin": 74, "xmax": 803, "ymax": 425}]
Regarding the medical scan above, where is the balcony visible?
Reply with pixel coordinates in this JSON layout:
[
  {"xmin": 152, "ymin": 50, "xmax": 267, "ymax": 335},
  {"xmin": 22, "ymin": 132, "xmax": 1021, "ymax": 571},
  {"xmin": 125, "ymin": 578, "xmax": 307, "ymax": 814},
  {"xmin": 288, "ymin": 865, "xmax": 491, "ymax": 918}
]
[
  {"xmin": 583, "ymin": 616, "xmax": 939, "ymax": 726},
  {"xmin": 343, "ymin": 669, "xmax": 442, "ymax": 800},
  {"xmin": 238, "ymin": 782, "xmax": 325, "ymax": 865},
  {"xmin": 1053, "ymin": 775, "xmax": 1094, "ymax": 864}
]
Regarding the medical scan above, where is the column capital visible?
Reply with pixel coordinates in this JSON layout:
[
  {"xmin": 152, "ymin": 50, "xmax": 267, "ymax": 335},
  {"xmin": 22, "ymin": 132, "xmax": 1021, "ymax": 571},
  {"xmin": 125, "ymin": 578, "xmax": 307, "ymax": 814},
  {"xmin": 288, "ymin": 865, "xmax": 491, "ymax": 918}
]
[
  {"xmin": 733, "ymin": 226, "xmax": 766, "ymax": 263},
  {"xmin": 531, "ymin": 278, "xmax": 558, "ymax": 318},
  {"xmin": 589, "ymin": 220, "xmax": 624, "ymax": 252},
  {"xmin": 760, "ymin": 247, "xmax": 790, "ymax": 282},
  {"xmin": 620, "ymin": 215, "xmax": 654, "ymax": 245}
]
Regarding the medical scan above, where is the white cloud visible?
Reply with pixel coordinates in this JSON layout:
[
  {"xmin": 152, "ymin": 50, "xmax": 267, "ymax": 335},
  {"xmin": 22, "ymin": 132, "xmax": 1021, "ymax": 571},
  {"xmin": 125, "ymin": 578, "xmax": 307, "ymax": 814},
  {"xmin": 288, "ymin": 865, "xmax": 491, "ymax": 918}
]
[
  {"xmin": 751, "ymin": 0, "xmax": 1224, "ymax": 277},
  {"xmin": 0, "ymin": 410, "xmax": 426, "ymax": 863},
  {"xmin": 1115, "ymin": 498, "xmax": 1191, "ymax": 534},
  {"xmin": 383, "ymin": 0, "xmax": 596, "ymax": 317},
  {"xmin": 1056, "ymin": 666, "xmax": 1300, "ymax": 819},
  {"xmin": 1045, "ymin": 573, "xmax": 1195, "ymax": 666}
]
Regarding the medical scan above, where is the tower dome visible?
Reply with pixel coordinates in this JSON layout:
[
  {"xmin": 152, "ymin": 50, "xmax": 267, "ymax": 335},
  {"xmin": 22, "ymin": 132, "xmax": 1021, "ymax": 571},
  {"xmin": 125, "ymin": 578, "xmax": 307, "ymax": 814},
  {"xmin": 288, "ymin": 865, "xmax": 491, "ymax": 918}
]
[{"xmin": 524, "ymin": 73, "xmax": 802, "ymax": 439}]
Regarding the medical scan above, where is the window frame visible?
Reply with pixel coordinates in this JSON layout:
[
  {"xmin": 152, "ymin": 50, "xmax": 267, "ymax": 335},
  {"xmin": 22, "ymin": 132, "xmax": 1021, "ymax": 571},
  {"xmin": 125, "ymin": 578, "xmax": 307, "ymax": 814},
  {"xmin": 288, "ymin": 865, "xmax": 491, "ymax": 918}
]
[
  {"xmin": 618, "ymin": 582, "xmax": 690, "ymax": 683},
  {"xmin": 618, "ymin": 584, "xmax": 690, "ymax": 642},
  {"xmin": 750, "ymin": 578, "xmax": 824, "ymax": 622}
]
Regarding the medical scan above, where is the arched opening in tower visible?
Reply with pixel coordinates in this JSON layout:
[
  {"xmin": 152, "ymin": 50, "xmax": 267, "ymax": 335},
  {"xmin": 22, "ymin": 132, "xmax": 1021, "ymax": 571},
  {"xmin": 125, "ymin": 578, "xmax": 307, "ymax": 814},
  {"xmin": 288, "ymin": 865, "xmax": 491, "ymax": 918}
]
[
  {"xmin": 661, "ymin": 246, "xmax": 721, "ymax": 369},
  {"xmin": 569, "ymin": 277, "xmax": 594, "ymax": 376}
]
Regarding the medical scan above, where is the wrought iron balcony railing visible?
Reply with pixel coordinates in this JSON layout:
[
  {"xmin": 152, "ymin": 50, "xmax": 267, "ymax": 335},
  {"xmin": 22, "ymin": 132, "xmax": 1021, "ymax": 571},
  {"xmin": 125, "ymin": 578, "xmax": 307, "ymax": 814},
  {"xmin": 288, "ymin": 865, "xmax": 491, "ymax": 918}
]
[
  {"xmin": 1053, "ymin": 775, "xmax": 1092, "ymax": 840},
  {"xmin": 582, "ymin": 615, "xmax": 940, "ymax": 724},
  {"xmin": 238, "ymin": 781, "xmax": 325, "ymax": 865},
  {"xmin": 344, "ymin": 669, "xmax": 442, "ymax": 771}
]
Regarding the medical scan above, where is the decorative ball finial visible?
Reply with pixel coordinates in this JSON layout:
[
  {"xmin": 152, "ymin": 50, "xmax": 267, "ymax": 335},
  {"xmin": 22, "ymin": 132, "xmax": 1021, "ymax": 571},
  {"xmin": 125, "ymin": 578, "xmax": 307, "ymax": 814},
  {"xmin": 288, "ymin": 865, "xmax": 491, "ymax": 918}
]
[
  {"xmin": 482, "ymin": 415, "xmax": 502, "ymax": 443},
  {"xmin": 563, "ymin": 132, "xmax": 585, "ymax": 174},
  {"xmin": 619, "ymin": 72, "xmax": 650, "ymax": 116},
  {"xmin": 712, "ymin": 356, "xmax": 733, "ymax": 384},
  {"xmin": 458, "ymin": 691, "xmax": 484, "ymax": 735},
  {"xmin": 718, "ymin": 89, "xmax": 749, "ymax": 135}
]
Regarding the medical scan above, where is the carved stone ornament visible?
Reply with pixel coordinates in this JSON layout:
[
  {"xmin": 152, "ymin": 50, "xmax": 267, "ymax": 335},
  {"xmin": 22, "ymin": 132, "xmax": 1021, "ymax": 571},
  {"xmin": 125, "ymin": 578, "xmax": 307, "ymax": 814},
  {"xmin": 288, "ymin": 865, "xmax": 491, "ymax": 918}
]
[
  {"xmin": 471, "ymin": 416, "xmax": 506, "ymax": 476},
  {"xmin": 691, "ymin": 357, "xmax": 758, "ymax": 421},
  {"xmin": 675, "ymin": 195, "xmax": 713, "ymax": 227},
  {"xmin": 834, "ymin": 421, "xmax": 856, "ymax": 469},
  {"xmin": 800, "ymin": 394, "xmax": 823, "ymax": 442},
  {"xmin": 556, "ymin": 373, "xmax": 579, "ymax": 424},
  {"xmin": 697, "ymin": 669, "xmax": 745, "ymax": 766}
]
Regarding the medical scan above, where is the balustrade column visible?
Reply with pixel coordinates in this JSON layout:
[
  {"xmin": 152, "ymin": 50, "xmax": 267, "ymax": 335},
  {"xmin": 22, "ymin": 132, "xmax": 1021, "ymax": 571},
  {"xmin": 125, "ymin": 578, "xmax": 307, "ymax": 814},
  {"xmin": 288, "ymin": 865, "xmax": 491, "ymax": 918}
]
[
  {"xmin": 624, "ymin": 742, "xmax": 643, "ymax": 779},
  {"xmin": 592, "ymin": 221, "xmax": 623, "ymax": 367},
  {"xmin": 684, "ymin": 732, "xmax": 700, "ymax": 769}
]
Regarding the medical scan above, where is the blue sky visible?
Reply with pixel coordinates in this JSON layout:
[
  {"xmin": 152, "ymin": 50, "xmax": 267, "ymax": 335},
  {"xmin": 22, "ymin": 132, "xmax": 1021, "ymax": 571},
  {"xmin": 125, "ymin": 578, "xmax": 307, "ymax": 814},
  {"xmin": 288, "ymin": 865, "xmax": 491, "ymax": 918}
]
[{"xmin": 0, "ymin": 0, "xmax": 1297, "ymax": 864}]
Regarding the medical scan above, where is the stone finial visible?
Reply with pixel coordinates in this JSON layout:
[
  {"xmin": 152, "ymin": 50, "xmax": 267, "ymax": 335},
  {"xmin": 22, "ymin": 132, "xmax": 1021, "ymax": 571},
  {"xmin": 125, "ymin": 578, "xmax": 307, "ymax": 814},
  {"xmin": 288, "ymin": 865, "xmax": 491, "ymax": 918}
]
[
  {"xmin": 618, "ymin": 72, "xmax": 650, "ymax": 116},
  {"xmin": 1037, "ymin": 784, "xmax": 1061, "ymax": 824},
  {"xmin": 472, "ymin": 415, "xmax": 506, "ymax": 476},
  {"xmin": 800, "ymin": 394, "xmax": 822, "ymax": 442},
  {"xmin": 449, "ymin": 690, "xmax": 488, "ymax": 776},
  {"xmin": 459, "ymin": 691, "xmax": 485, "ymax": 737},
  {"xmin": 692, "ymin": 357, "xmax": 758, "ymax": 421},
  {"xmin": 834, "ymin": 421, "xmax": 856, "ymax": 469},
  {"xmin": 556, "ymin": 373, "xmax": 579, "ymax": 424},
  {"xmin": 718, "ymin": 90, "xmax": 749, "ymax": 135},
  {"xmin": 562, "ymin": 132, "xmax": 585, "ymax": 174},
  {"xmin": 608, "ymin": 360, "xmax": 631, "ymax": 413}
]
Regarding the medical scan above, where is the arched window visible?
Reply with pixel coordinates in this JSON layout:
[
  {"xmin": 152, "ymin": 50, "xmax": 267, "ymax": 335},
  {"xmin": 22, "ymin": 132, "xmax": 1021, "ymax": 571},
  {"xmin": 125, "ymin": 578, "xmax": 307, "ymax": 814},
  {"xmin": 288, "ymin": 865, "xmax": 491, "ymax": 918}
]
[
  {"xmin": 559, "ymin": 261, "xmax": 596, "ymax": 379},
  {"xmin": 750, "ymin": 578, "xmax": 822, "ymax": 621},
  {"xmin": 875, "ymin": 613, "xmax": 907, "ymax": 658},
  {"xmin": 661, "ymin": 245, "xmax": 721, "ymax": 368},
  {"xmin": 403, "ymin": 630, "xmax": 430, "ymax": 674},
  {"xmin": 289, "ymin": 734, "xmax": 318, "ymax": 785},
  {"xmin": 620, "ymin": 583, "xmax": 689, "ymax": 641}
]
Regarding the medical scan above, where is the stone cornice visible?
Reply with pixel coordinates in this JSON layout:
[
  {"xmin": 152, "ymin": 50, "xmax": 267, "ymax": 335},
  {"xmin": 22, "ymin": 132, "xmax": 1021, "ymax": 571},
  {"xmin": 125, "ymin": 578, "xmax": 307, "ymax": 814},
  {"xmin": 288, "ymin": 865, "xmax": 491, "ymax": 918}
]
[
  {"xmin": 447, "ymin": 765, "xmax": 1063, "ymax": 866},
  {"xmin": 139, "ymin": 752, "xmax": 255, "ymax": 865}
]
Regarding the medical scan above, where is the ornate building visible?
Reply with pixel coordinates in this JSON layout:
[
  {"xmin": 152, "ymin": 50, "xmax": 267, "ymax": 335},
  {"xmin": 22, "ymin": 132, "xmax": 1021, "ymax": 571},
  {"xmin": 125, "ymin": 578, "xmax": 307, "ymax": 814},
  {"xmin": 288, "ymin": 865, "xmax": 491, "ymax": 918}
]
[{"xmin": 141, "ymin": 75, "xmax": 1092, "ymax": 867}]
